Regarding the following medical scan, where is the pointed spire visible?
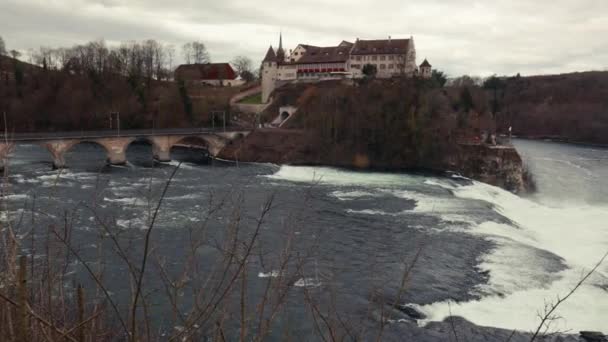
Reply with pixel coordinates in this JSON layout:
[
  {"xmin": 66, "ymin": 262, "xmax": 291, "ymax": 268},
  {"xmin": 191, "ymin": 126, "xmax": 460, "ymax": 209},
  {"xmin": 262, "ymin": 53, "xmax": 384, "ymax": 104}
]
[
  {"xmin": 276, "ymin": 31, "xmax": 285, "ymax": 62},
  {"xmin": 420, "ymin": 58, "xmax": 431, "ymax": 68}
]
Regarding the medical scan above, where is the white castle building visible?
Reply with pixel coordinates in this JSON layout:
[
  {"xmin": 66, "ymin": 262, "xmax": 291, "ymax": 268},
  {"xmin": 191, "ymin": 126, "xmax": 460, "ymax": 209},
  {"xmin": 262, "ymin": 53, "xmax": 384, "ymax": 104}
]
[{"xmin": 261, "ymin": 34, "xmax": 432, "ymax": 103}]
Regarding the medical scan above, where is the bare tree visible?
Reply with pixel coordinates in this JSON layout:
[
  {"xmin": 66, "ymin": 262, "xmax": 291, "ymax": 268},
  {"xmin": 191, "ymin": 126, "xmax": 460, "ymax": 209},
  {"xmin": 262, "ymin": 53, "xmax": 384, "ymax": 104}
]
[
  {"xmin": 182, "ymin": 42, "xmax": 193, "ymax": 64},
  {"xmin": 153, "ymin": 41, "xmax": 166, "ymax": 80},
  {"xmin": 9, "ymin": 49, "xmax": 21, "ymax": 60},
  {"xmin": 449, "ymin": 75, "xmax": 482, "ymax": 87},
  {"xmin": 182, "ymin": 41, "xmax": 210, "ymax": 64},
  {"xmin": 142, "ymin": 39, "xmax": 158, "ymax": 81},
  {"xmin": 231, "ymin": 55, "xmax": 252, "ymax": 77},
  {"xmin": 0, "ymin": 36, "xmax": 6, "ymax": 56},
  {"xmin": 166, "ymin": 44, "xmax": 176, "ymax": 74}
]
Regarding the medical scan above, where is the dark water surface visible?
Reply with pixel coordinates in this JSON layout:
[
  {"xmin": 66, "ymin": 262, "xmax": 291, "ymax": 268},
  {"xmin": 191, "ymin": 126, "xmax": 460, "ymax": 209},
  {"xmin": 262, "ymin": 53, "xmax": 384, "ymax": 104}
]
[{"xmin": 2, "ymin": 140, "xmax": 607, "ymax": 340}]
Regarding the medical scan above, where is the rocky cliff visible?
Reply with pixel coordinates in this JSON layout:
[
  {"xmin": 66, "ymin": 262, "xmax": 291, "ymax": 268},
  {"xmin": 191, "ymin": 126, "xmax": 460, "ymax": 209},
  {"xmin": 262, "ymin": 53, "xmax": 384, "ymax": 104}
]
[
  {"xmin": 449, "ymin": 144, "xmax": 526, "ymax": 192},
  {"xmin": 219, "ymin": 129, "xmax": 528, "ymax": 193}
]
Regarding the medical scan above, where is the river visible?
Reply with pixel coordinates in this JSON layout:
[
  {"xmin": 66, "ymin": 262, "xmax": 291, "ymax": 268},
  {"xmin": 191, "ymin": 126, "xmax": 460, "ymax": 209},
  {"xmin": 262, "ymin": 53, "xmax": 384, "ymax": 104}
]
[{"xmin": 1, "ymin": 139, "xmax": 606, "ymax": 340}]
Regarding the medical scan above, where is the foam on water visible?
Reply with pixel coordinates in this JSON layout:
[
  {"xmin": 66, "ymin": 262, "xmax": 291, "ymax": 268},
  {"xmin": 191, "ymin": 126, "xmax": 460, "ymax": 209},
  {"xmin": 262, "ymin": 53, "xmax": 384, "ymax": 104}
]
[
  {"xmin": 104, "ymin": 197, "xmax": 148, "ymax": 206},
  {"xmin": 1, "ymin": 193, "xmax": 29, "ymax": 201},
  {"xmin": 166, "ymin": 160, "xmax": 198, "ymax": 170},
  {"xmin": 417, "ymin": 179, "xmax": 608, "ymax": 333},
  {"xmin": 267, "ymin": 165, "xmax": 420, "ymax": 187},
  {"xmin": 294, "ymin": 277, "xmax": 322, "ymax": 288},
  {"xmin": 332, "ymin": 190, "xmax": 378, "ymax": 200},
  {"xmin": 346, "ymin": 209, "xmax": 397, "ymax": 216},
  {"xmin": 273, "ymin": 166, "xmax": 459, "ymax": 216},
  {"xmin": 271, "ymin": 165, "xmax": 608, "ymax": 332},
  {"xmin": 116, "ymin": 217, "xmax": 147, "ymax": 229},
  {"xmin": 258, "ymin": 270, "xmax": 280, "ymax": 278}
]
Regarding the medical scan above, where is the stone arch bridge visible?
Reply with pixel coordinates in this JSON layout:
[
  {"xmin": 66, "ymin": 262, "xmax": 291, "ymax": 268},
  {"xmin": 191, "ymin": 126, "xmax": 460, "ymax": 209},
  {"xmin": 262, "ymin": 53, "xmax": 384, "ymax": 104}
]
[{"xmin": 0, "ymin": 128, "xmax": 249, "ymax": 170}]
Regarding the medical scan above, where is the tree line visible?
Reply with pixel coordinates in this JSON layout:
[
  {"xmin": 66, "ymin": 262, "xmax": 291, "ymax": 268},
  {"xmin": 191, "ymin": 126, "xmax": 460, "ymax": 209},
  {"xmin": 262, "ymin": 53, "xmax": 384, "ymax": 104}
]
[{"xmin": 0, "ymin": 35, "xmax": 256, "ymax": 82}]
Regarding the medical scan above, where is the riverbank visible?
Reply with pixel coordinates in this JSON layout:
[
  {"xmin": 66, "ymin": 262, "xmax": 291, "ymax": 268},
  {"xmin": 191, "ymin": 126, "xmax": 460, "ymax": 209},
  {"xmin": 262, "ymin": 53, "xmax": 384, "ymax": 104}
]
[
  {"xmin": 217, "ymin": 129, "xmax": 528, "ymax": 193},
  {"xmin": 514, "ymin": 135, "xmax": 608, "ymax": 149}
]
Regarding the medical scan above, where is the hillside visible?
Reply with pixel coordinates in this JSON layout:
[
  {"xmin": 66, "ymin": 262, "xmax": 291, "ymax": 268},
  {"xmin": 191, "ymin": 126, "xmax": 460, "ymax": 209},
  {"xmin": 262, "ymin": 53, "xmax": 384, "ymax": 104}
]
[
  {"xmin": 0, "ymin": 55, "xmax": 243, "ymax": 132},
  {"xmin": 495, "ymin": 71, "xmax": 608, "ymax": 144},
  {"xmin": 222, "ymin": 79, "xmax": 527, "ymax": 192},
  {"xmin": 262, "ymin": 79, "xmax": 495, "ymax": 167}
]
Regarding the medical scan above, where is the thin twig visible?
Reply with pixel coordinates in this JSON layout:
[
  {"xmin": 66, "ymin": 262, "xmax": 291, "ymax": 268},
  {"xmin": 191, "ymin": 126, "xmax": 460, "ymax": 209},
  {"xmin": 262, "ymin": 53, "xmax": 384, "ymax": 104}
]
[
  {"xmin": 529, "ymin": 250, "xmax": 608, "ymax": 342},
  {"xmin": 131, "ymin": 162, "xmax": 181, "ymax": 341},
  {"xmin": 0, "ymin": 291, "xmax": 79, "ymax": 342}
]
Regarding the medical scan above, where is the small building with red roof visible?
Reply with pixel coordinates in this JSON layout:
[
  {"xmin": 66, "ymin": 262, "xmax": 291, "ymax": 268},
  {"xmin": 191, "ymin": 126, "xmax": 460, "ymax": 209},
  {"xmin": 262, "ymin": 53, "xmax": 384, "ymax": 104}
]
[{"xmin": 174, "ymin": 63, "xmax": 245, "ymax": 87}]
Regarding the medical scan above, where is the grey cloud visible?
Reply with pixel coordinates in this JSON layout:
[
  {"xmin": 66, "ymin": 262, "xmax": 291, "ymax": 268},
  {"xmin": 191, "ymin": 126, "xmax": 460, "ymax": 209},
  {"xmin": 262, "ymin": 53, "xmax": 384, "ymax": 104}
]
[{"xmin": 1, "ymin": 0, "xmax": 607, "ymax": 76}]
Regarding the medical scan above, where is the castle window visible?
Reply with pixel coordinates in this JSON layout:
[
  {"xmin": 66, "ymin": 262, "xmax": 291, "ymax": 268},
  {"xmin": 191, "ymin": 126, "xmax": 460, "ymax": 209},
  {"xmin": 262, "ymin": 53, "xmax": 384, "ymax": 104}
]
[
  {"xmin": 372, "ymin": 56, "xmax": 378, "ymax": 61},
  {"xmin": 380, "ymin": 64, "xmax": 386, "ymax": 69},
  {"xmin": 388, "ymin": 64, "xmax": 394, "ymax": 69},
  {"xmin": 388, "ymin": 55, "xmax": 395, "ymax": 60},
  {"xmin": 356, "ymin": 56, "xmax": 362, "ymax": 61},
  {"xmin": 380, "ymin": 55, "xmax": 386, "ymax": 61}
]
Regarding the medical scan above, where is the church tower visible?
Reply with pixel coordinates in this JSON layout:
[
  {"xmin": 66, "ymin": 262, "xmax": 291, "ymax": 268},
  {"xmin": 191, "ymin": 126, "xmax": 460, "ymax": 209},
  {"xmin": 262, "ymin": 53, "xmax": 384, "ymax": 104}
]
[
  {"xmin": 261, "ymin": 45, "xmax": 278, "ymax": 103},
  {"xmin": 276, "ymin": 32, "xmax": 286, "ymax": 63}
]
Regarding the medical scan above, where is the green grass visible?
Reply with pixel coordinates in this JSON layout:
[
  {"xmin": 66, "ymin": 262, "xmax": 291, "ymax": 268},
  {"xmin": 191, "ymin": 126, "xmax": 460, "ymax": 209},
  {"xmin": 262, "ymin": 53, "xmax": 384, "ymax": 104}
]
[{"xmin": 238, "ymin": 92, "xmax": 263, "ymax": 104}]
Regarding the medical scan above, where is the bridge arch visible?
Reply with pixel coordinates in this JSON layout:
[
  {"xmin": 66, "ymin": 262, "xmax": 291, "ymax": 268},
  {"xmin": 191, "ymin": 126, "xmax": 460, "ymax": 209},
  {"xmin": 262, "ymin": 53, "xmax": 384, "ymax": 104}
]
[
  {"xmin": 169, "ymin": 136, "xmax": 211, "ymax": 163},
  {"xmin": 45, "ymin": 137, "xmax": 135, "ymax": 169},
  {"xmin": 125, "ymin": 137, "xmax": 156, "ymax": 167}
]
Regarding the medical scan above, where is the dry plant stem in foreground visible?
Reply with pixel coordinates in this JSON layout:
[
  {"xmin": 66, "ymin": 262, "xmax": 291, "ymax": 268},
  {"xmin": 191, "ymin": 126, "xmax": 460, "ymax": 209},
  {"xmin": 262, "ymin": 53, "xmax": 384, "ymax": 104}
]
[
  {"xmin": 529, "ymin": 250, "xmax": 608, "ymax": 342},
  {"xmin": 130, "ymin": 162, "xmax": 181, "ymax": 342}
]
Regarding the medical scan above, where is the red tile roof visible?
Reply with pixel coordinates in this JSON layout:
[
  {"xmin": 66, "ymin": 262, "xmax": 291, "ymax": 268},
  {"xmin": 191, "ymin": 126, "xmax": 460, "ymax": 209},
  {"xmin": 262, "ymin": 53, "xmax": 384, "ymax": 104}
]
[
  {"xmin": 350, "ymin": 38, "xmax": 410, "ymax": 55},
  {"xmin": 295, "ymin": 45, "xmax": 351, "ymax": 64},
  {"xmin": 175, "ymin": 63, "xmax": 237, "ymax": 81}
]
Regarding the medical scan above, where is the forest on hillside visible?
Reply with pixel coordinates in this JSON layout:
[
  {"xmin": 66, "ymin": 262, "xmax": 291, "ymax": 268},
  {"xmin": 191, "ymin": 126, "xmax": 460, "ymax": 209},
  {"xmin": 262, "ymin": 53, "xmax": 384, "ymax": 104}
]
[
  {"xmin": 0, "ymin": 38, "xmax": 247, "ymax": 132},
  {"xmin": 266, "ymin": 78, "xmax": 495, "ymax": 169},
  {"xmin": 483, "ymin": 72, "xmax": 608, "ymax": 144}
]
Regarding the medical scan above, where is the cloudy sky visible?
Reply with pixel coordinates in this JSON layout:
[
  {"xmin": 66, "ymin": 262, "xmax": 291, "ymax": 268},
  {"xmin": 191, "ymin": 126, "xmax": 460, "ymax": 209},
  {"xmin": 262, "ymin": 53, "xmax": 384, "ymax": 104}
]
[{"xmin": 2, "ymin": 0, "xmax": 608, "ymax": 76}]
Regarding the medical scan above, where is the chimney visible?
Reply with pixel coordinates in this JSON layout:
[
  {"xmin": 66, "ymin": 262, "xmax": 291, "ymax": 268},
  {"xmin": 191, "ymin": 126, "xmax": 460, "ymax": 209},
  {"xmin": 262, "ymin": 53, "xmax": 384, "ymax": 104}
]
[{"xmin": 388, "ymin": 35, "xmax": 391, "ymax": 43}]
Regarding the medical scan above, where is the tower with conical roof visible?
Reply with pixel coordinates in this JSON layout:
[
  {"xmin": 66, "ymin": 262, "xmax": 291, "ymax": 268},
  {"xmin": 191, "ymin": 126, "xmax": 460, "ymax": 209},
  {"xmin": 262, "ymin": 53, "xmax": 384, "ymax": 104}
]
[
  {"xmin": 419, "ymin": 58, "xmax": 432, "ymax": 79},
  {"xmin": 261, "ymin": 44, "xmax": 279, "ymax": 103}
]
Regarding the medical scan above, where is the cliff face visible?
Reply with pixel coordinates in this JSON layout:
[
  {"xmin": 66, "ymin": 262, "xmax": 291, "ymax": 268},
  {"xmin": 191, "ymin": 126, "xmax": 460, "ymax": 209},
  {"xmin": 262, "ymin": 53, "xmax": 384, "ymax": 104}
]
[
  {"xmin": 450, "ymin": 144, "xmax": 525, "ymax": 192},
  {"xmin": 220, "ymin": 129, "xmax": 528, "ymax": 193},
  {"xmin": 219, "ymin": 129, "xmax": 325, "ymax": 165}
]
